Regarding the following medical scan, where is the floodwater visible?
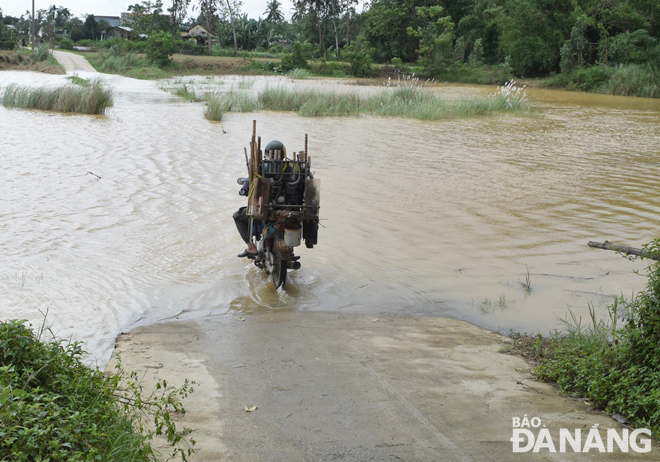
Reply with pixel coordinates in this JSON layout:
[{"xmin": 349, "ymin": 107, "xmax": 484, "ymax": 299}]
[{"xmin": 1, "ymin": 71, "xmax": 659, "ymax": 367}]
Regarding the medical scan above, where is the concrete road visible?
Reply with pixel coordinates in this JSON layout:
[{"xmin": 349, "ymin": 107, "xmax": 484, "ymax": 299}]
[
  {"xmin": 110, "ymin": 312, "xmax": 659, "ymax": 461},
  {"xmin": 51, "ymin": 50, "xmax": 97, "ymax": 73}
]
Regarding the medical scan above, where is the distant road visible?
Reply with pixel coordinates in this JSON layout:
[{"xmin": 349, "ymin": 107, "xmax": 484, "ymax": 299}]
[{"xmin": 51, "ymin": 50, "xmax": 97, "ymax": 73}]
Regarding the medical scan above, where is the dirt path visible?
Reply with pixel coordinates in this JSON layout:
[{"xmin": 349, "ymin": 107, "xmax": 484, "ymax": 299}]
[
  {"xmin": 110, "ymin": 312, "xmax": 658, "ymax": 461},
  {"xmin": 51, "ymin": 50, "xmax": 97, "ymax": 73}
]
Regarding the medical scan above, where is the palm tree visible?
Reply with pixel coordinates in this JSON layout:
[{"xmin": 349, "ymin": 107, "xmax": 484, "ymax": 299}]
[{"xmin": 264, "ymin": 0, "xmax": 284, "ymax": 23}]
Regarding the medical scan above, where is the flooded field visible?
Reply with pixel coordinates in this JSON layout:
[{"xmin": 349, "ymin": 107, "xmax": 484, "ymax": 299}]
[{"xmin": 1, "ymin": 70, "xmax": 659, "ymax": 366}]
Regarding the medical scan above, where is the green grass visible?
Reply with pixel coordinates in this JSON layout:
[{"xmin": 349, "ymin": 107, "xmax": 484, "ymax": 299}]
[
  {"xmin": 1, "ymin": 78, "xmax": 114, "ymax": 114},
  {"xmin": 237, "ymin": 78, "xmax": 256, "ymax": 90},
  {"xmin": 0, "ymin": 318, "xmax": 195, "ymax": 461},
  {"xmin": 543, "ymin": 63, "xmax": 659, "ymax": 98},
  {"xmin": 254, "ymin": 85, "xmax": 530, "ymax": 120},
  {"xmin": 174, "ymin": 84, "xmax": 202, "ymax": 102},
  {"xmin": 204, "ymin": 90, "xmax": 257, "ymax": 121},
  {"xmin": 510, "ymin": 239, "xmax": 660, "ymax": 434},
  {"xmin": 66, "ymin": 74, "xmax": 90, "ymax": 86},
  {"xmin": 518, "ymin": 264, "xmax": 532, "ymax": 294},
  {"xmin": 257, "ymin": 84, "xmax": 530, "ymax": 120},
  {"xmin": 203, "ymin": 82, "xmax": 530, "ymax": 121},
  {"xmin": 288, "ymin": 68, "xmax": 312, "ymax": 79},
  {"xmin": 603, "ymin": 64, "xmax": 659, "ymax": 98}
]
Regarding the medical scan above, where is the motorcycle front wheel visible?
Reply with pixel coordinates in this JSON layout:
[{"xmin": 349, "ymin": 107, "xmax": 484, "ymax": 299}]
[{"xmin": 271, "ymin": 252, "xmax": 287, "ymax": 289}]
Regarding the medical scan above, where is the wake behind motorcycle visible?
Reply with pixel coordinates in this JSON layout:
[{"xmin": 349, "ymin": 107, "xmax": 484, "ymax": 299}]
[{"xmin": 237, "ymin": 121, "xmax": 320, "ymax": 288}]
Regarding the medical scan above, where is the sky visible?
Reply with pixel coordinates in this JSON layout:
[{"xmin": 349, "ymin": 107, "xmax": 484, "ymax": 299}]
[{"xmin": 0, "ymin": 0, "xmax": 295, "ymax": 22}]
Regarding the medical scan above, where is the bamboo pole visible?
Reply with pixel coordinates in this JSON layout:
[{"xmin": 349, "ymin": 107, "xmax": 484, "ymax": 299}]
[{"xmin": 588, "ymin": 241, "xmax": 660, "ymax": 261}]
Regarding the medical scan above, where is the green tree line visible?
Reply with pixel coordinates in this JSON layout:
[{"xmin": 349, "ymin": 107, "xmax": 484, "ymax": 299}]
[{"xmin": 2, "ymin": 0, "xmax": 658, "ymax": 90}]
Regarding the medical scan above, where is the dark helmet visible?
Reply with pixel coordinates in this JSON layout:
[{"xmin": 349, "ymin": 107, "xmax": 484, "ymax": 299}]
[{"xmin": 265, "ymin": 140, "xmax": 285, "ymax": 155}]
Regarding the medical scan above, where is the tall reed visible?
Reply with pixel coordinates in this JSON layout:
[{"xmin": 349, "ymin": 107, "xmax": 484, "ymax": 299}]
[{"xmin": 1, "ymin": 78, "xmax": 113, "ymax": 114}]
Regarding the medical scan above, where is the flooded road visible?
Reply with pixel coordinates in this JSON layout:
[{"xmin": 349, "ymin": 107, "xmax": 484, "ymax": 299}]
[{"xmin": 1, "ymin": 71, "xmax": 659, "ymax": 366}]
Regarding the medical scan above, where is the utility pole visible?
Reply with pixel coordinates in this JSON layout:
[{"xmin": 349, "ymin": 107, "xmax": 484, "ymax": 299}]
[{"xmin": 31, "ymin": 0, "xmax": 35, "ymax": 50}]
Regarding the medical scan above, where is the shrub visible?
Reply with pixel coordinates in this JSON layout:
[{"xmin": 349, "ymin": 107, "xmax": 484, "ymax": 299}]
[
  {"xmin": 58, "ymin": 38, "xmax": 74, "ymax": 50},
  {"xmin": 571, "ymin": 65, "xmax": 614, "ymax": 92},
  {"xmin": 0, "ymin": 40, "xmax": 15, "ymax": 50},
  {"xmin": 280, "ymin": 41, "xmax": 311, "ymax": 71},
  {"xmin": 343, "ymin": 42, "xmax": 374, "ymax": 77},
  {"xmin": 180, "ymin": 41, "xmax": 207, "ymax": 56},
  {"xmin": 33, "ymin": 43, "xmax": 51, "ymax": 62},
  {"xmin": 533, "ymin": 240, "xmax": 660, "ymax": 434},
  {"xmin": 0, "ymin": 319, "xmax": 195, "ymax": 461},
  {"xmin": 145, "ymin": 31, "xmax": 180, "ymax": 67}
]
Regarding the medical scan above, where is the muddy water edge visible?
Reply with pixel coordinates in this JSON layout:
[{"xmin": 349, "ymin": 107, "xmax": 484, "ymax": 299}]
[{"xmin": 1, "ymin": 71, "xmax": 659, "ymax": 366}]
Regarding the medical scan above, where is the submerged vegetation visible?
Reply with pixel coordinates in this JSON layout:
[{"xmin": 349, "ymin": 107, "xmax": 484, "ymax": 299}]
[
  {"xmin": 1, "ymin": 78, "xmax": 114, "ymax": 114},
  {"xmin": 201, "ymin": 80, "xmax": 530, "ymax": 121},
  {"xmin": 510, "ymin": 240, "xmax": 660, "ymax": 434},
  {"xmin": 204, "ymin": 90, "xmax": 258, "ymax": 121},
  {"xmin": 0, "ymin": 319, "xmax": 195, "ymax": 461}
]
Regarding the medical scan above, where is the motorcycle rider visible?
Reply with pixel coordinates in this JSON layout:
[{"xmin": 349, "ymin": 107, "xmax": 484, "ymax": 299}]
[
  {"xmin": 233, "ymin": 179, "xmax": 258, "ymax": 258},
  {"xmin": 234, "ymin": 140, "xmax": 285, "ymax": 258}
]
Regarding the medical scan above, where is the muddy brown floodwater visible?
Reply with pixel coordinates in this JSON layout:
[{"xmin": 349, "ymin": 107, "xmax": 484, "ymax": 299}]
[{"xmin": 1, "ymin": 71, "xmax": 659, "ymax": 366}]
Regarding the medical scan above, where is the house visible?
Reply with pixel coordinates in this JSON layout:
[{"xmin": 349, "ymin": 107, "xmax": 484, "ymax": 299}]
[
  {"xmin": 120, "ymin": 12, "xmax": 170, "ymax": 26},
  {"xmin": 181, "ymin": 24, "xmax": 217, "ymax": 45},
  {"xmin": 104, "ymin": 26, "xmax": 132, "ymax": 40},
  {"xmin": 95, "ymin": 16, "xmax": 121, "ymax": 28}
]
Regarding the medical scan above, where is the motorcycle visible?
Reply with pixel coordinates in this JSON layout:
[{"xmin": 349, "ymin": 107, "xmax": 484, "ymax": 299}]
[{"xmin": 238, "ymin": 121, "xmax": 320, "ymax": 288}]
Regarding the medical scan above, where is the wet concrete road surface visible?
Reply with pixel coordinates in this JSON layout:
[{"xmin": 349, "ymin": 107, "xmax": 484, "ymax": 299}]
[{"xmin": 110, "ymin": 313, "xmax": 659, "ymax": 461}]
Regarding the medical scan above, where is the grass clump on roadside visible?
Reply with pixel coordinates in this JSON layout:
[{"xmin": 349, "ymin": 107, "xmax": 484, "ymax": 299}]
[
  {"xmin": 90, "ymin": 45, "xmax": 166, "ymax": 80},
  {"xmin": 1, "ymin": 78, "xmax": 114, "ymax": 114},
  {"xmin": 0, "ymin": 318, "xmax": 196, "ymax": 461},
  {"xmin": 509, "ymin": 239, "xmax": 660, "ymax": 434}
]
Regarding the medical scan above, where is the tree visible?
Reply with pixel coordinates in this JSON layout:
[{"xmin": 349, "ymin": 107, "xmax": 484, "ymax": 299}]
[
  {"xmin": 127, "ymin": 0, "xmax": 171, "ymax": 34},
  {"xmin": 497, "ymin": 0, "xmax": 572, "ymax": 76},
  {"xmin": 264, "ymin": 0, "xmax": 284, "ymax": 22},
  {"xmin": 169, "ymin": 0, "xmax": 191, "ymax": 27},
  {"xmin": 198, "ymin": 0, "xmax": 218, "ymax": 53},
  {"xmin": 83, "ymin": 14, "xmax": 100, "ymax": 40},
  {"xmin": 218, "ymin": 0, "xmax": 243, "ymax": 52},
  {"xmin": 407, "ymin": 5, "xmax": 454, "ymax": 71},
  {"xmin": 365, "ymin": 0, "xmax": 435, "ymax": 62}
]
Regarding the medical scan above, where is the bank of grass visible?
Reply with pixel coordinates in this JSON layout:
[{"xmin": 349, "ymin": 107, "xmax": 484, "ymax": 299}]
[
  {"xmin": 257, "ymin": 83, "xmax": 530, "ymax": 119},
  {"xmin": 508, "ymin": 240, "xmax": 660, "ymax": 434},
  {"xmin": 88, "ymin": 48, "xmax": 167, "ymax": 80},
  {"xmin": 1, "ymin": 78, "xmax": 114, "ymax": 114},
  {"xmin": 202, "ymin": 82, "xmax": 530, "ymax": 121},
  {"xmin": 543, "ymin": 63, "xmax": 659, "ymax": 98},
  {"xmin": 0, "ymin": 47, "xmax": 64, "ymax": 74},
  {"xmin": 0, "ymin": 318, "xmax": 195, "ymax": 461}
]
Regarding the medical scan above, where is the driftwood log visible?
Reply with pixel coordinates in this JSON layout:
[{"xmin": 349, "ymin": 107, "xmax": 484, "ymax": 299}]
[{"xmin": 587, "ymin": 241, "xmax": 660, "ymax": 261}]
